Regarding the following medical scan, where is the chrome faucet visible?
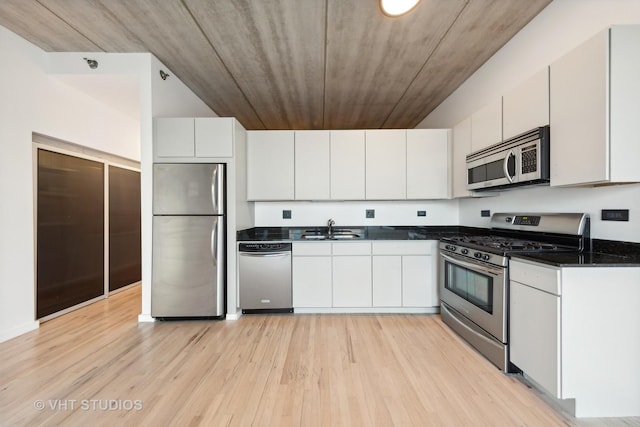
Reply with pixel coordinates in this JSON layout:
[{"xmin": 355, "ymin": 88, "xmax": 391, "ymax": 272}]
[{"xmin": 327, "ymin": 218, "xmax": 335, "ymax": 235}]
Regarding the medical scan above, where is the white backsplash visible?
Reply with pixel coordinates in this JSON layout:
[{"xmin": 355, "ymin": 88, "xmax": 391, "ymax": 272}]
[{"xmin": 254, "ymin": 200, "xmax": 460, "ymax": 228}]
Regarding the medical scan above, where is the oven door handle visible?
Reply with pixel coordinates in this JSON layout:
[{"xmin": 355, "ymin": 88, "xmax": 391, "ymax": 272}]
[{"xmin": 440, "ymin": 252, "xmax": 503, "ymax": 276}]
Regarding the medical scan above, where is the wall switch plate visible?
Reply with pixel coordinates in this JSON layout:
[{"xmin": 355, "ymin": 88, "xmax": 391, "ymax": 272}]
[
  {"xmin": 282, "ymin": 209, "xmax": 292, "ymax": 219},
  {"xmin": 417, "ymin": 210, "xmax": 426, "ymax": 217},
  {"xmin": 601, "ymin": 209, "xmax": 629, "ymax": 221},
  {"xmin": 481, "ymin": 210, "xmax": 491, "ymax": 217},
  {"xmin": 366, "ymin": 209, "xmax": 375, "ymax": 219}
]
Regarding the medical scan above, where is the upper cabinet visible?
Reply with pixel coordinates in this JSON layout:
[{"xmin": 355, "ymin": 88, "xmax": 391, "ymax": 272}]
[
  {"xmin": 470, "ymin": 97, "xmax": 502, "ymax": 152},
  {"xmin": 365, "ymin": 130, "xmax": 407, "ymax": 200},
  {"xmin": 503, "ymin": 67, "xmax": 550, "ymax": 140},
  {"xmin": 155, "ymin": 117, "xmax": 235, "ymax": 160},
  {"xmin": 550, "ymin": 25, "xmax": 640, "ymax": 186},
  {"xmin": 295, "ymin": 130, "xmax": 330, "ymax": 200},
  {"xmin": 330, "ymin": 130, "xmax": 366, "ymax": 200},
  {"xmin": 247, "ymin": 131, "xmax": 295, "ymax": 200},
  {"xmin": 452, "ymin": 118, "xmax": 472, "ymax": 198},
  {"xmin": 406, "ymin": 129, "xmax": 451, "ymax": 199}
]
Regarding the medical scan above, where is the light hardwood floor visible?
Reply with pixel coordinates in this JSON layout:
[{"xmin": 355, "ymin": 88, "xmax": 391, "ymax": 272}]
[{"xmin": 1, "ymin": 285, "xmax": 638, "ymax": 427}]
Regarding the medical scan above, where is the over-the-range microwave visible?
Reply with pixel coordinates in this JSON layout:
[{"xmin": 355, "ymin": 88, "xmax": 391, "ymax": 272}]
[{"xmin": 466, "ymin": 126, "xmax": 550, "ymax": 191}]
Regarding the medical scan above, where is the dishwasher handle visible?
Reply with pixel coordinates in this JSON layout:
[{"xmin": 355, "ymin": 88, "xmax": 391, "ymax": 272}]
[{"xmin": 238, "ymin": 252, "xmax": 291, "ymax": 258}]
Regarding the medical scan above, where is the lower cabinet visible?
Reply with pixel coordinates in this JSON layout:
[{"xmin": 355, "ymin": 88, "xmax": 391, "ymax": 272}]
[
  {"xmin": 292, "ymin": 240, "xmax": 438, "ymax": 312},
  {"xmin": 332, "ymin": 256, "xmax": 372, "ymax": 307}
]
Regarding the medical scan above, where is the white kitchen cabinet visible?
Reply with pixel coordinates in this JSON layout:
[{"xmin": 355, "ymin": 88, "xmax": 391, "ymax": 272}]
[
  {"xmin": 330, "ymin": 130, "xmax": 366, "ymax": 200},
  {"xmin": 406, "ymin": 129, "xmax": 451, "ymax": 199},
  {"xmin": 365, "ymin": 129, "xmax": 406, "ymax": 200},
  {"xmin": 503, "ymin": 67, "xmax": 549, "ymax": 140},
  {"xmin": 509, "ymin": 258, "xmax": 640, "ymax": 417},
  {"xmin": 402, "ymin": 255, "xmax": 435, "ymax": 307},
  {"xmin": 155, "ymin": 117, "xmax": 235, "ymax": 160},
  {"xmin": 550, "ymin": 26, "xmax": 640, "ymax": 186},
  {"xmin": 295, "ymin": 130, "xmax": 330, "ymax": 200},
  {"xmin": 452, "ymin": 117, "xmax": 472, "ymax": 198},
  {"xmin": 332, "ymin": 242, "xmax": 371, "ymax": 308},
  {"xmin": 372, "ymin": 256, "xmax": 402, "ymax": 307},
  {"xmin": 371, "ymin": 241, "xmax": 437, "ymax": 308},
  {"xmin": 471, "ymin": 97, "xmax": 502, "ymax": 152},
  {"xmin": 155, "ymin": 118, "xmax": 194, "ymax": 158},
  {"xmin": 247, "ymin": 130, "xmax": 295, "ymax": 200},
  {"xmin": 292, "ymin": 242, "xmax": 332, "ymax": 308},
  {"xmin": 194, "ymin": 118, "xmax": 234, "ymax": 158}
]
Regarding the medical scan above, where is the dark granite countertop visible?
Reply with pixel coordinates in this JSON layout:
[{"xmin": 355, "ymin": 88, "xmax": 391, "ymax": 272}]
[
  {"xmin": 237, "ymin": 225, "xmax": 486, "ymax": 242},
  {"xmin": 511, "ymin": 239, "xmax": 640, "ymax": 267},
  {"xmin": 237, "ymin": 227, "xmax": 640, "ymax": 267}
]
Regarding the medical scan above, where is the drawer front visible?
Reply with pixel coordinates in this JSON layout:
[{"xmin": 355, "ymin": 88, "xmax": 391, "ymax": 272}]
[
  {"xmin": 510, "ymin": 259, "xmax": 561, "ymax": 295},
  {"xmin": 332, "ymin": 241, "xmax": 371, "ymax": 256},
  {"xmin": 293, "ymin": 241, "xmax": 332, "ymax": 256},
  {"xmin": 372, "ymin": 240, "xmax": 434, "ymax": 255}
]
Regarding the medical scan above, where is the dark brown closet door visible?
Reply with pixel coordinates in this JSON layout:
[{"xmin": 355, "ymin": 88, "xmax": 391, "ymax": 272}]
[
  {"xmin": 109, "ymin": 166, "xmax": 141, "ymax": 292},
  {"xmin": 37, "ymin": 149, "xmax": 104, "ymax": 319}
]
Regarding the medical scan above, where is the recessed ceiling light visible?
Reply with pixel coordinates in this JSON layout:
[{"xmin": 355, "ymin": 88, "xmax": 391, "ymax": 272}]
[{"xmin": 380, "ymin": 0, "xmax": 421, "ymax": 17}]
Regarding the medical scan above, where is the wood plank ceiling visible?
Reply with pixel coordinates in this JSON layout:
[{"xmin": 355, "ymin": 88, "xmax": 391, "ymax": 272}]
[{"xmin": 0, "ymin": 0, "xmax": 551, "ymax": 130}]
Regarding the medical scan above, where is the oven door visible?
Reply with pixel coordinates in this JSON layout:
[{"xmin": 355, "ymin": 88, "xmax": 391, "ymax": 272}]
[{"xmin": 439, "ymin": 251, "xmax": 507, "ymax": 342}]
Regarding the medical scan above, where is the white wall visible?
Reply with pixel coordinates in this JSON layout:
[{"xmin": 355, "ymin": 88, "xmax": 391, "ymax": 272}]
[
  {"xmin": 0, "ymin": 26, "xmax": 142, "ymax": 342},
  {"xmin": 417, "ymin": 0, "xmax": 640, "ymax": 243},
  {"xmin": 254, "ymin": 201, "xmax": 459, "ymax": 228},
  {"xmin": 0, "ymin": 23, "xmax": 216, "ymax": 340}
]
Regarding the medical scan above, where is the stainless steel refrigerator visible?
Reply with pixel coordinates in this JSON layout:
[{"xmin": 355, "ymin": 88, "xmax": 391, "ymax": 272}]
[{"xmin": 152, "ymin": 163, "xmax": 225, "ymax": 318}]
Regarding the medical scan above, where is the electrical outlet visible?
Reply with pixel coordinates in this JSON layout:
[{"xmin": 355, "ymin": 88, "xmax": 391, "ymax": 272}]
[
  {"xmin": 481, "ymin": 210, "xmax": 491, "ymax": 217},
  {"xmin": 366, "ymin": 209, "xmax": 375, "ymax": 219},
  {"xmin": 601, "ymin": 209, "xmax": 629, "ymax": 221},
  {"xmin": 417, "ymin": 210, "xmax": 426, "ymax": 217},
  {"xmin": 282, "ymin": 210, "xmax": 292, "ymax": 219}
]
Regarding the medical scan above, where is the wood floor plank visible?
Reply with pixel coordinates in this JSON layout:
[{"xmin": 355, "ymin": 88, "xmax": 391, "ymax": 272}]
[{"xmin": 1, "ymin": 286, "xmax": 639, "ymax": 426}]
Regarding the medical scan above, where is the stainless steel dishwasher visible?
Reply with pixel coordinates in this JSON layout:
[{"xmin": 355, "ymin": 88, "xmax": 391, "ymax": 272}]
[{"xmin": 238, "ymin": 242, "xmax": 293, "ymax": 313}]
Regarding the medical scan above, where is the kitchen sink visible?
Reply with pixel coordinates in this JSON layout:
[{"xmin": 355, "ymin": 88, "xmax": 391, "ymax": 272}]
[{"xmin": 301, "ymin": 230, "xmax": 361, "ymax": 240}]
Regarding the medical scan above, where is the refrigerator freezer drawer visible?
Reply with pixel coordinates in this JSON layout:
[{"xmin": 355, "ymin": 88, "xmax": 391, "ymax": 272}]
[{"xmin": 152, "ymin": 216, "xmax": 225, "ymax": 317}]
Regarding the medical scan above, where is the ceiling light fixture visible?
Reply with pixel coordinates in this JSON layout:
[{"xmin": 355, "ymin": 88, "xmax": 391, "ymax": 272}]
[
  {"xmin": 83, "ymin": 58, "xmax": 98, "ymax": 69},
  {"xmin": 159, "ymin": 70, "xmax": 170, "ymax": 80},
  {"xmin": 380, "ymin": 0, "xmax": 421, "ymax": 17}
]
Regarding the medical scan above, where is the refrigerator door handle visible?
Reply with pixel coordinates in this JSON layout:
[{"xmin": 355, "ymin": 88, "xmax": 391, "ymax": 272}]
[{"xmin": 211, "ymin": 164, "xmax": 225, "ymax": 214}]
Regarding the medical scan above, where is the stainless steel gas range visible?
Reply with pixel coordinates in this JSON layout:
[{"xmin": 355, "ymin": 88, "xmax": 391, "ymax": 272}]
[{"xmin": 439, "ymin": 213, "xmax": 590, "ymax": 372}]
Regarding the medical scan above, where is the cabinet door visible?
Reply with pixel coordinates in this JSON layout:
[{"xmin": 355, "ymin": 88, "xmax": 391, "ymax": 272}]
[
  {"xmin": 330, "ymin": 130, "xmax": 365, "ymax": 200},
  {"xmin": 365, "ymin": 130, "xmax": 406, "ymax": 200},
  {"xmin": 372, "ymin": 256, "xmax": 402, "ymax": 307},
  {"xmin": 503, "ymin": 67, "xmax": 549, "ymax": 140},
  {"xmin": 510, "ymin": 281, "xmax": 561, "ymax": 398},
  {"xmin": 247, "ymin": 131, "xmax": 295, "ymax": 200},
  {"xmin": 402, "ymin": 255, "xmax": 435, "ymax": 307},
  {"xmin": 406, "ymin": 129, "xmax": 450, "ymax": 199},
  {"xmin": 332, "ymin": 256, "xmax": 372, "ymax": 307},
  {"xmin": 452, "ymin": 118, "xmax": 472, "ymax": 198},
  {"xmin": 295, "ymin": 130, "xmax": 330, "ymax": 200},
  {"xmin": 155, "ymin": 118, "xmax": 194, "ymax": 158},
  {"xmin": 471, "ymin": 97, "xmax": 502, "ymax": 152},
  {"xmin": 550, "ymin": 30, "xmax": 608, "ymax": 186},
  {"xmin": 195, "ymin": 118, "xmax": 233, "ymax": 158},
  {"xmin": 292, "ymin": 256, "xmax": 332, "ymax": 308}
]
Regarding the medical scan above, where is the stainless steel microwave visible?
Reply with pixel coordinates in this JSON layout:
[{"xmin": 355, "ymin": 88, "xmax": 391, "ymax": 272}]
[{"xmin": 466, "ymin": 126, "xmax": 550, "ymax": 191}]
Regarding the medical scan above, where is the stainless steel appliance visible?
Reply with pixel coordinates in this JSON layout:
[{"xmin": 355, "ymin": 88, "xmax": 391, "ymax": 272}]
[
  {"xmin": 467, "ymin": 126, "xmax": 550, "ymax": 191},
  {"xmin": 439, "ymin": 213, "xmax": 590, "ymax": 371},
  {"xmin": 152, "ymin": 163, "xmax": 226, "ymax": 318},
  {"xmin": 238, "ymin": 242, "xmax": 293, "ymax": 313}
]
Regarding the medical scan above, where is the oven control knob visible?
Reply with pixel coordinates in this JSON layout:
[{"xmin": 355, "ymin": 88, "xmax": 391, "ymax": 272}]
[
  {"xmin": 446, "ymin": 245, "xmax": 456, "ymax": 251},
  {"xmin": 482, "ymin": 254, "xmax": 491, "ymax": 261},
  {"xmin": 474, "ymin": 252, "xmax": 482, "ymax": 258},
  {"xmin": 461, "ymin": 249, "xmax": 469, "ymax": 255}
]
